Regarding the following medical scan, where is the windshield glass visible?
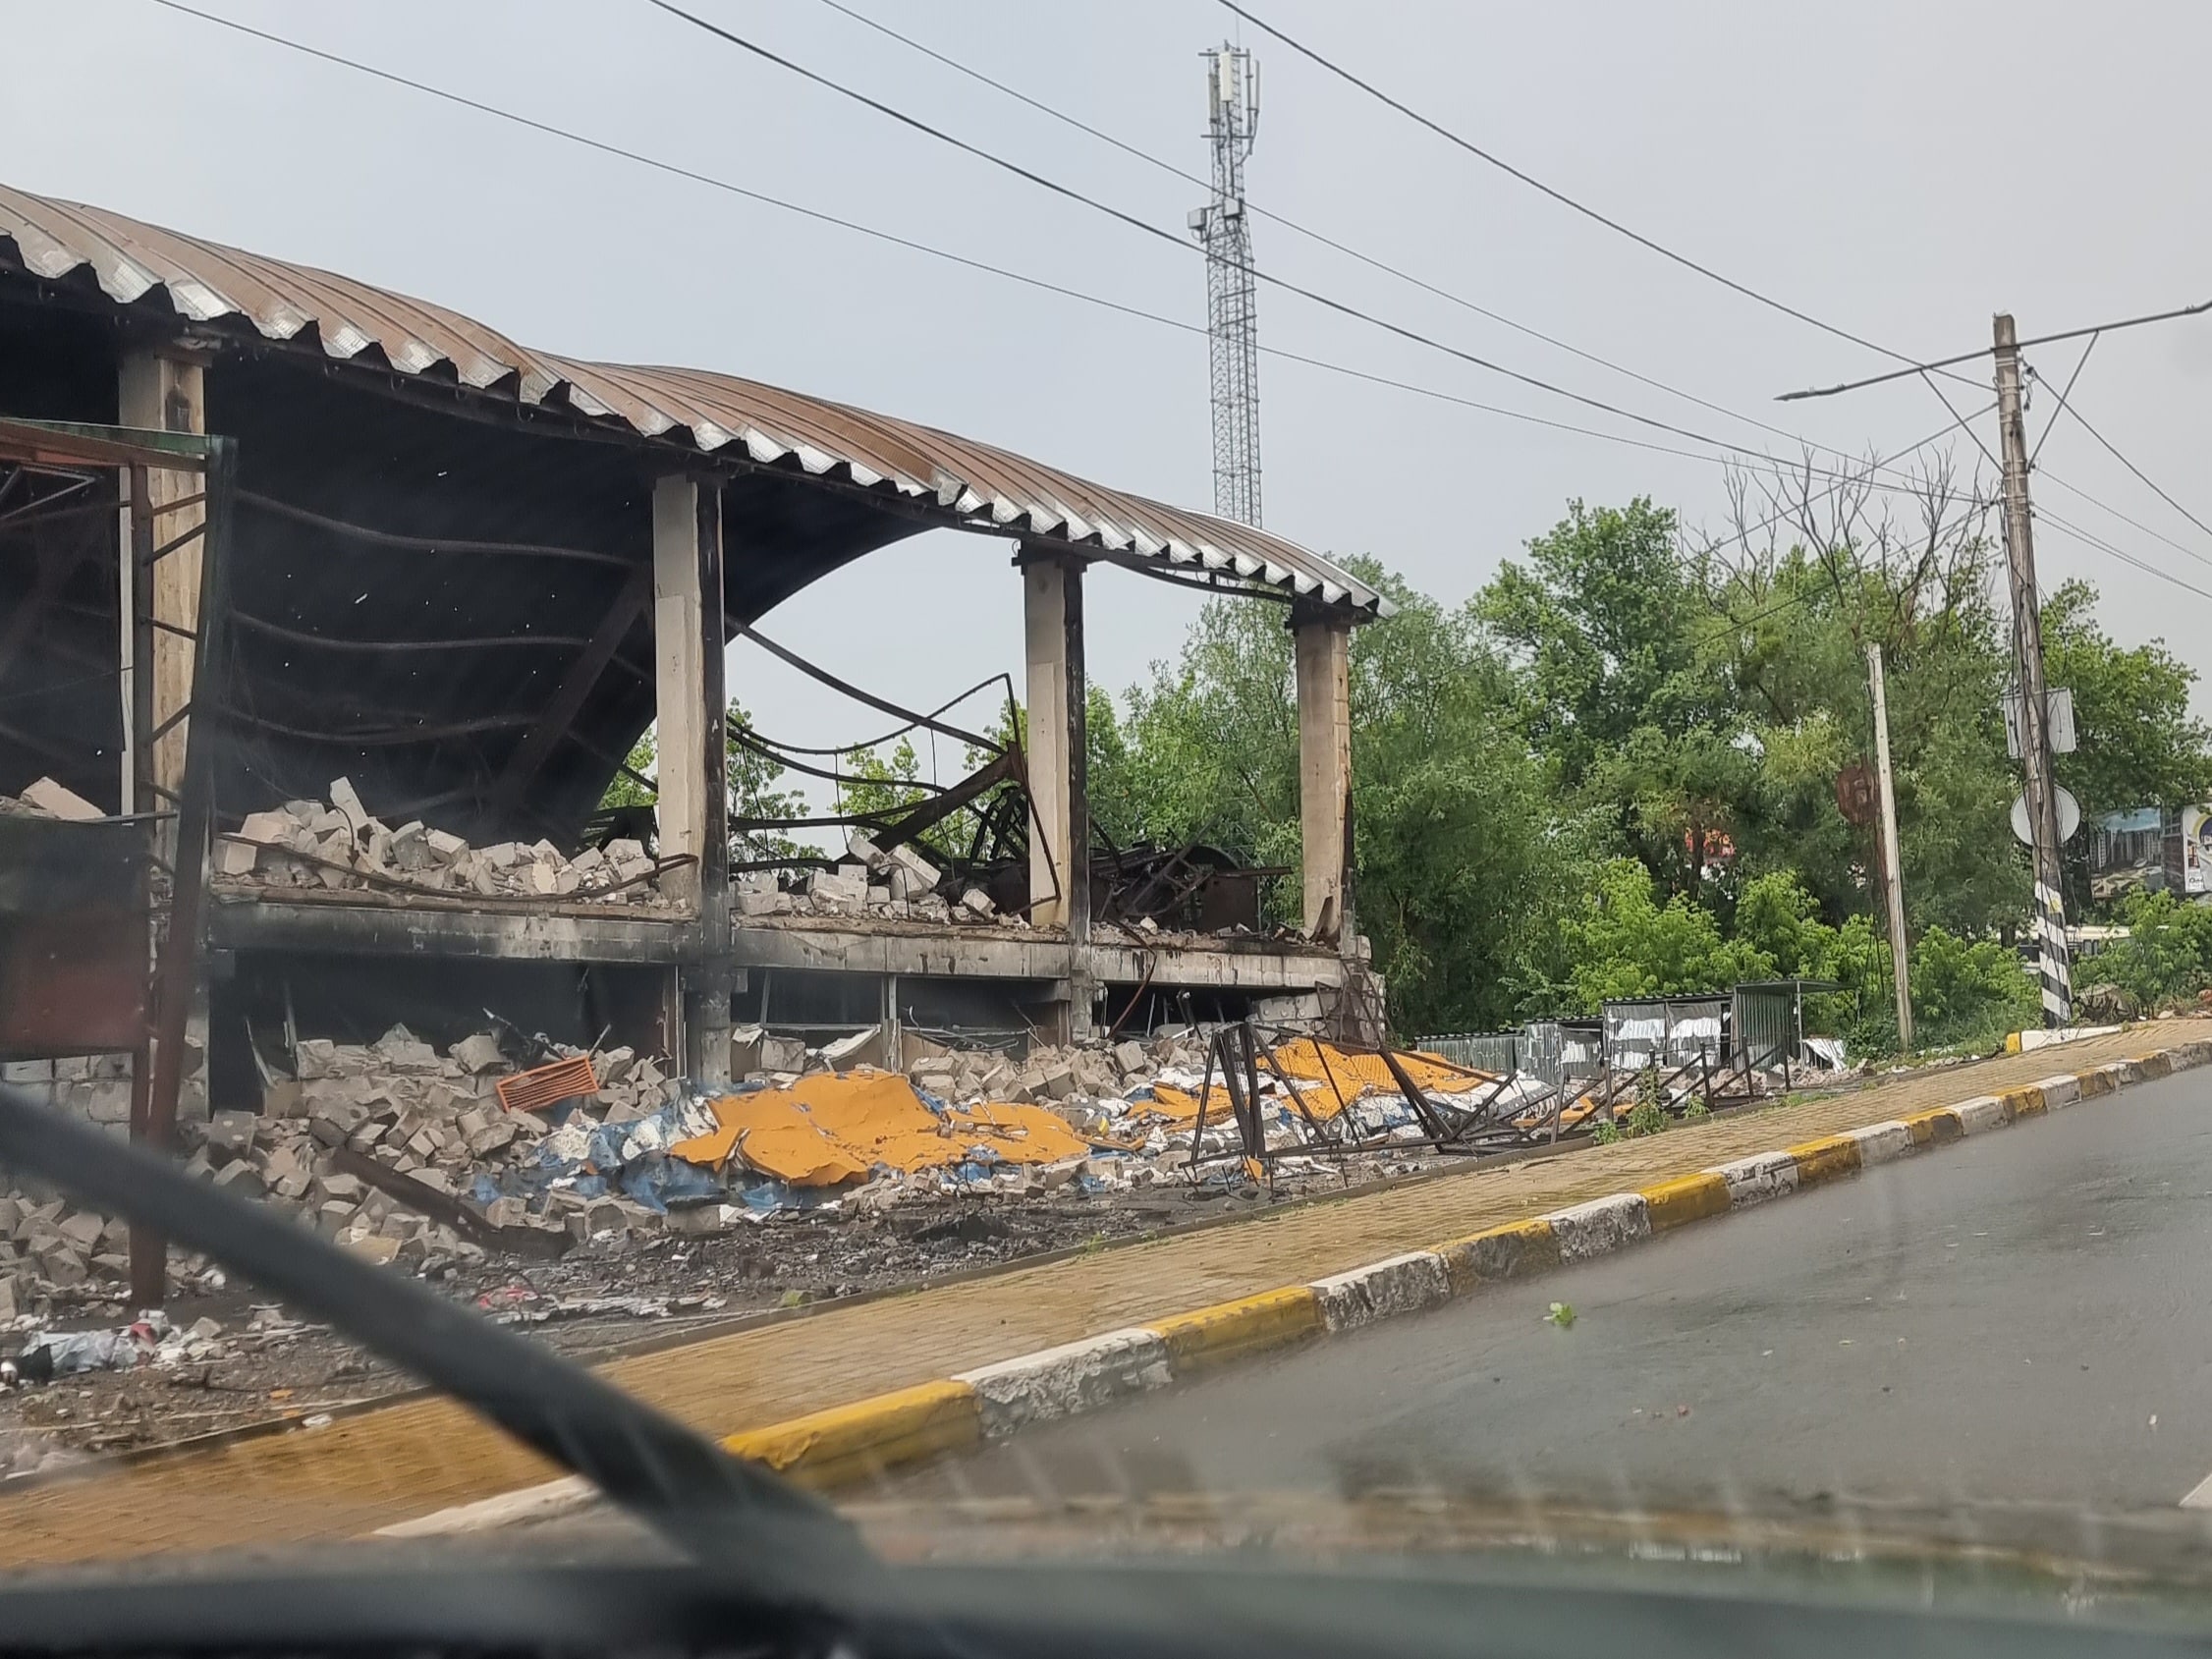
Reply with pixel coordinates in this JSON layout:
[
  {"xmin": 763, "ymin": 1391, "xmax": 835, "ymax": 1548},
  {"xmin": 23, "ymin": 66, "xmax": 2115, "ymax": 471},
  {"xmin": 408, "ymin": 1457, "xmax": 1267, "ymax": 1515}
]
[{"xmin": 6, "ymin": 0, "xmax": 2212, "ymax": 1640}]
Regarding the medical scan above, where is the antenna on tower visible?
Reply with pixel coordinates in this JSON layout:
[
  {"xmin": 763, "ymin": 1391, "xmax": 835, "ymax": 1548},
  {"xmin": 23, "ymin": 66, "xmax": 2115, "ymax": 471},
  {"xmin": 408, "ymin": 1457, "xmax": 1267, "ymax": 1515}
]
[{"xmin": 1188, "ymin": 42, "xmax": 1262, "ymax": 527}]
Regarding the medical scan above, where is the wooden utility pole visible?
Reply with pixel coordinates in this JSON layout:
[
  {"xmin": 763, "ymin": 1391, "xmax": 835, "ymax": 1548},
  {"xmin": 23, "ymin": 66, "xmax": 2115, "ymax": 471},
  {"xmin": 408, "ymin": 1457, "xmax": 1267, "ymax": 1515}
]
[
  {"xmin": 1865, "ymin": 642, "xmax": 1913, "ymax": 1053},
  {"xmin": 1993, "ymin": 312, "xmax": 2073, "ymax": 1027}
]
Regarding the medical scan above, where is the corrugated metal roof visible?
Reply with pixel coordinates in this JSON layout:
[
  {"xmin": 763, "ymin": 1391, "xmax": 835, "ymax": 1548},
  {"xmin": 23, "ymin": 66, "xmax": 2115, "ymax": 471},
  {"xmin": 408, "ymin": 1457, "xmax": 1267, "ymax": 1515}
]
[{"xmin": 0, "ymin": 182, "xmax": 1387, "ymax": 617}]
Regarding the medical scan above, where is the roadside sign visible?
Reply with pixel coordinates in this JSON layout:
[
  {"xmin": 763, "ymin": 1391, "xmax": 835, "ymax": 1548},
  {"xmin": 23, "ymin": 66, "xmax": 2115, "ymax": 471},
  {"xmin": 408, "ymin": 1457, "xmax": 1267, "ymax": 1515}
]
[
  {"xmin": 2003, "ymin": 687, "xmax": 2076, "ymax": 758},
  {"xmin": 1833, "ymin": 762, "xmax": 1877, "ymax": 828},
  {"xmin": 2011, "ymin": 785, "xmax": 2081, "ymax": 847}
]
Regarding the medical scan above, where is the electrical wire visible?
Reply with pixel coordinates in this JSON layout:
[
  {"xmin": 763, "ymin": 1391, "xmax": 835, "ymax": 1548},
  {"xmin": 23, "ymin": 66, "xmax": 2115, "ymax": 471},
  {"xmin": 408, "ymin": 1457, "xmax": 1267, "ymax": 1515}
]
[
  {"xmin": 1918, "ymin": 371, "xmax": 2005, "ymax": 477},
  {"xmin": 2036, "ymin": 508, "xmax": 2212, "ymax": 604},
  {"xmin": 1687, "ymin": 405, "xmax": 1999, "ymax": 650},
  {"xmin": 1211, "ymin": 0, "xmax": 1979, "ymax": 389},
  {"xmin": 804, "ymin": 0, "xmax": 1934, "ymax": 483},
  {"xmin": 1778, "ymin": 298, "xmax": 2212, "ymax": 402},
  {"xmin": 641, "ymin": 0, "xmax": 1952, "ymax": 470},
  {"xmin": 2025, "ymin": 334, "xmax": 2097, "ymax": 470},
  {"xmin": 2043, "ymin": 393, "xmax": 2212, "ymax": 563},
  {"xmin": 139, "ymin": 0, "xmax": 1967, "ymax": 507}
]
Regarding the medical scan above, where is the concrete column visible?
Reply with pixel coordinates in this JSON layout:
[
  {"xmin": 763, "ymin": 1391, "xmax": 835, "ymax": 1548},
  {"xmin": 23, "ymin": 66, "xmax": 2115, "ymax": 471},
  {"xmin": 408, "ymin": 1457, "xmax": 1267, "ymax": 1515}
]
[
  {"xmin": 654, "ymin": 474, "xmax": 732, "ymax": 1080},
  {"xmin": 117, "ymin": 350, "xmax": 205, "ymax": 812},
  {"xmin": 1022, "ymin": 550, "xmax": 1087, "ymax": 940},
  {"xmin": 1294, "ymin": 612, "xmax": 1353, "ymax": 947},
  {"xmin": 651, "ymin": 475, "xmax": 709, "ymax": 912}
]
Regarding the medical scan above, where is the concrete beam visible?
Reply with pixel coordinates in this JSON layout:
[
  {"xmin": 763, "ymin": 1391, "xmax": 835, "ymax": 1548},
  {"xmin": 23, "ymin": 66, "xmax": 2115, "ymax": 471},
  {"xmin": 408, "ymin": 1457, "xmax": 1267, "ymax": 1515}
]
[
  {"xmin": 117, "ymin": 350, "xmax": 205, "ymax": 812},
  {"xmin": 1294, "ymin": 612, "xmax": 1353, "ymax": 947},
  {"xmin": 205, "ymin": 901, "xmax": 1346, "ymax": 989},
  {"xmin": 726, "ymin": 919, "xmax": 1347, "ymax": 993},
  {"xmin": 208, "ymin": 896, "xmax": 690, "ymax": 965}
]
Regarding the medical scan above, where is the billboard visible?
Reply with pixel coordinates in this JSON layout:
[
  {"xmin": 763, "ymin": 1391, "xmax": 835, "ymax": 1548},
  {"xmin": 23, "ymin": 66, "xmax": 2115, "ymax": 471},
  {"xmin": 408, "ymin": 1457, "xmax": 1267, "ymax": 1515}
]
[{"xmin": 2183, "ymin": 806, "xmax": 2212, "ymax": 896}]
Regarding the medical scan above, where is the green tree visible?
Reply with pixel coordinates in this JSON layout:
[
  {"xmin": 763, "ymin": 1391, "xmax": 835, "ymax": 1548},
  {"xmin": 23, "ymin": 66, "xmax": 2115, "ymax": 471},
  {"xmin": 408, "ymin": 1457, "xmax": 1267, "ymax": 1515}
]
[
  {"xmin": 1541, "ymin": 857, "xmax": 1773, "ymax": 1010},
  {"xmin": 1109, "ymin": 557, "xmax": 1580, "ymax": 1031},
  {"xmin": 598, "ymin": 700, "xmax": 810, "ymax": 861},
  {"xmin": 1696, "ymin": 499, "xmax": 2024, "ymax": 939}
]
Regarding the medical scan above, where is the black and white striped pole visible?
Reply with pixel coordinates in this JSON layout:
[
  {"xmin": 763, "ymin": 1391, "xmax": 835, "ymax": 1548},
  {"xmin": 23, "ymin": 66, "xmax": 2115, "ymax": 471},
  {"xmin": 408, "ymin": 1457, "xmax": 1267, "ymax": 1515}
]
[{"xmin": 1994, "ymin": 312, "xmax": 2073, "ymax": 1028}]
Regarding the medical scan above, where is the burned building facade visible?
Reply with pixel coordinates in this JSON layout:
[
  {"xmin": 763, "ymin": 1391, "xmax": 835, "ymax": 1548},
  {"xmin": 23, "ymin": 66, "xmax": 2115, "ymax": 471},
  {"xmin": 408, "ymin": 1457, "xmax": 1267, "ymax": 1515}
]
[{"xmin": 0, "ymin": 180, "xmax": 1385, "ymax": 1144}]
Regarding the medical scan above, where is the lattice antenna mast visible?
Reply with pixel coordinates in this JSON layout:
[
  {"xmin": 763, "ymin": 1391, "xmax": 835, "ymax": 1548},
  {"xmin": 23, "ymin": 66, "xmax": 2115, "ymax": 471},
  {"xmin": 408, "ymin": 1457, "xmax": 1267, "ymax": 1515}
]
[{"xmin": 1188, "ymin": 43, "xmax": 1262, "ymax": 526}]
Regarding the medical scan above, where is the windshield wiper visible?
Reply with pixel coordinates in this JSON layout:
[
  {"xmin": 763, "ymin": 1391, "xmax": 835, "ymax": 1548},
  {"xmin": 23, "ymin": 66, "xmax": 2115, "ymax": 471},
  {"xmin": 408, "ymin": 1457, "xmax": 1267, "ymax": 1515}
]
[{"xmin": 0, "ymin": 1081, "xmax": 878, "ymax": 1609}]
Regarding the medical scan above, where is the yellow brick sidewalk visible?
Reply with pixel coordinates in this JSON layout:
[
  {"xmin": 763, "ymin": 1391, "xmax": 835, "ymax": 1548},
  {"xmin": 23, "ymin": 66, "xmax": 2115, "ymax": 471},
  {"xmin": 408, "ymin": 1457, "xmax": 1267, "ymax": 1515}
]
[{"xmin": 0, "ymin": 1023, "xmax": 2193, "ymax": 1567}]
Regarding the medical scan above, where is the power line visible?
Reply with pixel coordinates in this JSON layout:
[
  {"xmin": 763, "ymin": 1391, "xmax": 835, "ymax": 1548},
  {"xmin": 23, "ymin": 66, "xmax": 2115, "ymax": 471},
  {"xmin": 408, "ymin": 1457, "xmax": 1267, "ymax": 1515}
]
[
  {"xmin": 140, "ymin": 0, "xmax": 1965, "ymax": 512},
  {"xmin": 1778, "ymin": 297, "xmax": 2212, "ymax": 402},
  {"xmin": 804, "ymin": 0, "xmax": 1926, "ymax": 480},
  {"xmin": 2025, "ymin": 334, "xmax": 2096, "ymax": 470},
  {"xmin": 1688, "ymin": 407, "xmax": 1999, "ymax": 651},
  {"xmin": 2031, "ymin": 443, "xmax": 2212, "ymax": 577},
  {"xmin": 640, "ymin": 0, "xmax": 1957, "ymax": 475},
  {"xmin": 1917, "ymin": 371, "xmax": 2004, "ymax": 477},
  {"xmin": 2042, "ymin": 391, "xmax": 2212, "ymax": 562},
  {"xmin": 1211, "ymin": 0, "xmax": 1976, "ymax": 387},
  {"xmin": 1905, "ymin": 340, "xmax": 2212, "ymax": 596},
  {"xmin": 2037, "ymin": 508, "xmax": 2212, "ymax": 604}
]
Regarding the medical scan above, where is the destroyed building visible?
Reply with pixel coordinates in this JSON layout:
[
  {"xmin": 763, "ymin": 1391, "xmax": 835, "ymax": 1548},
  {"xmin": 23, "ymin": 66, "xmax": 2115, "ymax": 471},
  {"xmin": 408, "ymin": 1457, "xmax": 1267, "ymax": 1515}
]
[{"xmin": 0, "ymin": 179, "xmax": 1389, "ymax": 1208}]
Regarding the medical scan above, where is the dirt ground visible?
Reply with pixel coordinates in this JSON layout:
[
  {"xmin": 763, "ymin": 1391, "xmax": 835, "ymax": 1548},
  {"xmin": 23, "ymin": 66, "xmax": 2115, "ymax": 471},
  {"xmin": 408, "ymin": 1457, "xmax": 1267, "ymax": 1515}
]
[{"xmin": 0, "ymin": 1175, "xmax": 1295, "ymax": 1460}]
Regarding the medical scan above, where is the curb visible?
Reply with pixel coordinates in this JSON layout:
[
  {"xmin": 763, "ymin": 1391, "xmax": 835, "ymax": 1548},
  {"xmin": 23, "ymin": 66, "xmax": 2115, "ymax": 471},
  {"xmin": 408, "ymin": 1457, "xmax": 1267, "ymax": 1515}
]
[{"xmin": 377, "ymin": 1038, "xmax": 2211, "ymax": 1539}]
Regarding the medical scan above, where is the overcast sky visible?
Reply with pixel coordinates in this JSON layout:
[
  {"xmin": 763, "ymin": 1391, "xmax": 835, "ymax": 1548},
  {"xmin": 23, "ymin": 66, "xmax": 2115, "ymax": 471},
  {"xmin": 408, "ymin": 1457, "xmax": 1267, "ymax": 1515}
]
[{"xmin": 9, "ymin": 0, "xmax": 2212, "ymax": 804}]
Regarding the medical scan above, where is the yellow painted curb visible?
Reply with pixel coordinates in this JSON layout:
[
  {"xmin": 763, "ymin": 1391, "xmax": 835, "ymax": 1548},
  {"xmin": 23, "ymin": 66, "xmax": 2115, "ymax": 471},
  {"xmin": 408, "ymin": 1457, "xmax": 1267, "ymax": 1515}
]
[
  {"xmin": 1897, "ymin": 1106, "xmax": 1963, "ymax": 1146},
  {"xmin": 722, "ymin": 1378, "xmax": 980, "ymax": 1489},
  {"xmin": 2076, "ymin": 1066, "xmax": 2118, "ymax": 1098},
  {"xmin": 2004, "ymin": 1030, "xmax": 2023, "ymax": 1055},
  {"xmin": 1786, "ymin": 1134, "xmax": 1863, "ymax": 1189},
  {"xmin": 1147, "ymin": 1286, "xmax": 1323, "ymax": 1370},
  {"xmin": 2134, "ymin": 1051, "xmax": 2178, "ymax": 1079},
  {"xmin": 1433, "ymin": 1217, "xmax": 1561, "ymax": 1295},
  {"xmin": 2000, "ymin": 1084, "xmax": 2047, "ymax": 1120},
  {"xmin": 1638, "ymin": 1171, "xmax": 1731, "ymax": 1233}
]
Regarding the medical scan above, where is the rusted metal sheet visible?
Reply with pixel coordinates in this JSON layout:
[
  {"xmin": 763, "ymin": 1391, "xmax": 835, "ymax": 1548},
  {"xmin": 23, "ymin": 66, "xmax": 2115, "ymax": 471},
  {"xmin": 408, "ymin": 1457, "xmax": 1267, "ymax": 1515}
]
[
  {"xmin": 0, "ymin": 182, "xmax": 1386, "ymax": 617},
  {"xmin": 0, "ymin": 818, "xmax": 150, "ymax": 1055}
]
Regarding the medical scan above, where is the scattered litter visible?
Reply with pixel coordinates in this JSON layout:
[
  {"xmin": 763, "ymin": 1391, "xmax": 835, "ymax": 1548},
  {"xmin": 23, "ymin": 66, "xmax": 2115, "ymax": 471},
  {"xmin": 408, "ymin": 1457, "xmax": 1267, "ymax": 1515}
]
[{"xmin": 1546, "ymin": 1301, "xmax": 1576, "ymax": 1329}]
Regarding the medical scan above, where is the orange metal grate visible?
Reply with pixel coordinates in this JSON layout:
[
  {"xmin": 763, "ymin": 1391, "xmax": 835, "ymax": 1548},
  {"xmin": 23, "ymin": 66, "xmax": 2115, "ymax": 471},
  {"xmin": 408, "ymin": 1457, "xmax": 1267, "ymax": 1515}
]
[{"xmin": 495, "ymin": 1054, "xmax": 599, "ymax": 1115}]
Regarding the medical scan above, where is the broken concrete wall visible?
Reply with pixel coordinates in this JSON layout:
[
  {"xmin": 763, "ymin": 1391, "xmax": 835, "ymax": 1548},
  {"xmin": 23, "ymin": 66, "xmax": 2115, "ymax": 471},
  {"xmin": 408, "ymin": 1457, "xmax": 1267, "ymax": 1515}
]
[{"xmin": 0, "ymin": 1040, "xmax": 211, "ymax": 1136}]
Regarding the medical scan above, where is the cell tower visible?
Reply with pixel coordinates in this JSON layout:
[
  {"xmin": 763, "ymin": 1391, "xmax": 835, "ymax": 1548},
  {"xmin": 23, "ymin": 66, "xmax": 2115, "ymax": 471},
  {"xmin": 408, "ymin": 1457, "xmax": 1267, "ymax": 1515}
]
[{"xmin": 1188, "ymin": 43, "xmax": 1262, "ymax": 527}]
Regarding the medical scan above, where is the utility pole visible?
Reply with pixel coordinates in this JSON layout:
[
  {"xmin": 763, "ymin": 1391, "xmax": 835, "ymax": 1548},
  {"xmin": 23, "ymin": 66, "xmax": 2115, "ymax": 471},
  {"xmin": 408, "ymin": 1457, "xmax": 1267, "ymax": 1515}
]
[
  {"xmin": 1993, "ymin": 312, "xmax": 2073, "ymax": 1028},
  {"xmin": 1865, "ymin": 642, "xmax": 1913, "ymax": 1052},
  {"xmin": 1189, "ymin": 43, "xmax": 1262, "ymax": 526}
]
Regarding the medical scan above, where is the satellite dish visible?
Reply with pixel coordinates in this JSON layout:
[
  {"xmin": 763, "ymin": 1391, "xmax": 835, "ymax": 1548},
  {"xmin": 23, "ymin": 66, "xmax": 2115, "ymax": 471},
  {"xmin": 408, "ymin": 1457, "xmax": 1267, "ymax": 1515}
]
[{"xmin": 2011, "ymin": 786, "xmax": 2081, "ymax": 847}]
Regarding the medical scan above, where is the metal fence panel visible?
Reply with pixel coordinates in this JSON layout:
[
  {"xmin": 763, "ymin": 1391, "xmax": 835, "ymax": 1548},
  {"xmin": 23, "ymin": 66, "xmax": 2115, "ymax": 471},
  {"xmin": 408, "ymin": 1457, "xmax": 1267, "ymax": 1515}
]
[
  {"xmin": 1733, "ymin": 985, "xmax": 1798, "ymax": 1069},
  {"xmin": 1414, "ymin": 1030, "xmax": 1519, "ymax": 1074},
  {"xmin": 1601, "ymin": 997, "xmax": 1730, "ymax": 1073},
  {"xmin": 1520, "ymin": 1021, "xmax": 1566, "ymax": 1085}
]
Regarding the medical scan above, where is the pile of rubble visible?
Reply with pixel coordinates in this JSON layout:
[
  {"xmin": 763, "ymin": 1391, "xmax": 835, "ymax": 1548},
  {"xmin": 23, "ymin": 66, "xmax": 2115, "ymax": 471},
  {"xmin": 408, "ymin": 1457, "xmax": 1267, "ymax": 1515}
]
[
  {"xmin": 0, "ymin": 776, "xmax": 106, "ymax": 821},
  {"xmin": 214, "ymin": 779, "xmax": 672, "ymax": 907},
  {"xmin": 734, "ymin": 831, "xmax": 1014, "ymax": 927},
  {"xmin": 0, "ymin": 1013, "xmax": 1506, "ymax": 1328}
]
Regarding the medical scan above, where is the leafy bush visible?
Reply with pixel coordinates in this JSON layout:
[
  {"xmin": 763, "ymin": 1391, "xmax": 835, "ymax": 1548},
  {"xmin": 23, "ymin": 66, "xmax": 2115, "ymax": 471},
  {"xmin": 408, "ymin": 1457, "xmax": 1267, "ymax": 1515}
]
[
  {"xmin": 1551, "ymin": 859, "xmax": 1773, "ymax": 1010},
  {"xmin": 2093, "ymin": 892, "xmax": 2212, "ymax": 1009},
  {"xmin": 1909, "ymin": 926, "xmax": 2040, "ymax": 1048}
]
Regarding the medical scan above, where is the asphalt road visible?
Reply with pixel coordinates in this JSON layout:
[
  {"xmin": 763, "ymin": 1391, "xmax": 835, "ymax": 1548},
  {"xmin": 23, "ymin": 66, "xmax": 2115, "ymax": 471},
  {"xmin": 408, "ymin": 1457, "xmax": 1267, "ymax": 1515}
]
[{"xmin": 875, "ymin": 1063, "xmax": 2212, "ymax": 1521}]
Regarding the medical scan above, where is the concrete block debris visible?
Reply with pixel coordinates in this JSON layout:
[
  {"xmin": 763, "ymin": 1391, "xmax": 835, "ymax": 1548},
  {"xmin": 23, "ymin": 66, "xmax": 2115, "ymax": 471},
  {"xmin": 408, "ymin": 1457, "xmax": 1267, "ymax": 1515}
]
[
  {"xmin": 0, "ymin": 1007, "xmax": 1513, "ymax": 1345},
  {"xmin": 0, "ymin": 777, "xmax": 104, "ymax": 821},
  {"xmin": 207, "ymin": 789, "xmax": 672, "ymax": 908}
]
